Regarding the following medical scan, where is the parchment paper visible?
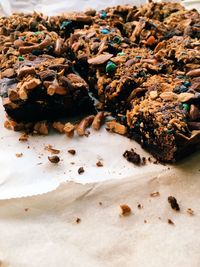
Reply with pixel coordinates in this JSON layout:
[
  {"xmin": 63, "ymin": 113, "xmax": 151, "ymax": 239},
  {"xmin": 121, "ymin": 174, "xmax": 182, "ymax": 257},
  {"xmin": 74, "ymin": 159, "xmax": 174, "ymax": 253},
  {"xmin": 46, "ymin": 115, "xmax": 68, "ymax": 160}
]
[{"xmin": 0, "ymin": 1, "xmax": 200, "ymax": 266}]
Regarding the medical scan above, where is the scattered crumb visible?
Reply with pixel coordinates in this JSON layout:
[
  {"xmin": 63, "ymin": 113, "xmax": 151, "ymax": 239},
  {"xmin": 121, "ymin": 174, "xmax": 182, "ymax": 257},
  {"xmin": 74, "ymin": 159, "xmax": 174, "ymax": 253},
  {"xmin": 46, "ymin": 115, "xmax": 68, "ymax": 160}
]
[
  {"xmin": 187, "ymin": 208, "xmax": 194, "ymax": 215},
  {"xmin": 168, "ymin": 196, "xmax": 180, "ymax": 211},
  {"xmin": 48, "ymin": 155, "xmax": 60, "ymax": 164},
  {"xmin": 76, "ymin": 217, "xmax": 81, "ymax": 224},
  {"xmin": 45, "ymin": 145, "xmax": 60, "ymax": 154},
  {"xmin": 96, "ymin": 161, "xmax": 103, "ymax": 167},
  {"xmin": 119, "ymin": 204, "xmax": 132, "ymax": 216},
  {"xmin": 144, "ymin": 220, "xmax": 147, "ymax": 223},
  {"xmin": 19, "ymin": 133, "xmax": 29, "ymax": 142},
  {"xmin": 168, "ymin": 219, "xmax": 174, "ymax": 225},
  {"xmin": 153, "ymin": 160, "xmax": 159, "ymax": 164},
  {"xmin": 4, "ymin": 120, "xmax": 12, "ymax": 130},
  {"xmin": 78, "ymin": 167, "xmax": 84, "ymax": 174},
  {"xmin": 27, "ymin": 146, "xmax": 30, "ymax": 149},
  {"xmin": 137, "ymin": 204, "xmax": 143, "ymax": 209},
  {"xmin": 150, "ymin": 192, "xmax": 160, "ymax": 197},
  {"xmin": 99, "ymin": 202, "xmax": 103, "ymax": 206},
  {"xmin": 123, "ymin": 149, "xmax": 146, "ymax": 166},
  {"xmin": 68, "ymin": 149, "xmax": 76, "ymax": 155},
  {"xmin": 37, "ymin": 163, "xmax": 42, "ymax": 165},
  {"xmin": 70, "ymin": 162, "xmax": 75, "ymax": 165},
  {"xmin": 24, "ymin": 208, "xmax": 29, "ymax": 212},
  {"xmin": 158, "ymin": 217, "xmax": 161, "ymax": 220},
  {"xmin": 16, "ymin": 153, "xmax": 23, "ymax": 158}
]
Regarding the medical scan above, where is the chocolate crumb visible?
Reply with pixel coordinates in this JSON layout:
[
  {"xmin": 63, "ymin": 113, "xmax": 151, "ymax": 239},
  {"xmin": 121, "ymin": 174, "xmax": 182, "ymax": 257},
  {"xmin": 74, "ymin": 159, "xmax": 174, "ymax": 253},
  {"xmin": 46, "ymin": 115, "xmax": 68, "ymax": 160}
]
[
  {"xmin": 16, "ymin": 153, "xmax": 23, "ymax": 158},
  {"xmin": 99, "ymin": 202, "xmax": 102, "ymax": 206},
  {"xmin": 48, "ymin": 155, "xmax": 60, "ymax": 163},
  {"xmin": 120, "ymin": 204, "xmax": 132, "ymax": 216},
  {"xmin": 78, "ymin": 167, "xmax": 84, "ymax": 174},
  {"xmin": 24, "ymin": 208, "xmax": 29, "ymax": 212},
  {"xmin": 168, "ymin": 219, "xmax": 174, "ymax": 225},
  {"xmin": 137, "ymin": 204, "xmax": 143, "ymax": 209},
  {"xmin": 19, "ymin": 133, "xmax": 29, "ymax": 142},
  {"xmin": 76, "ymin": 217, "xmax": 81, "ymax": 224},
  {"xmin": 96, "ymin": 161, "xmax": 103, "ymax": 167},
  {"xmin": 150, "ymin": 192, "xmax": 160, "ymax": 197},
  {"xmin": 68, "ymin": 149, "xmax": 76, "ymax": 155},
  {"xmin": 187, "ymin": 208, "xmax": 194, "ymax": 215},
  {"xmin": 168, "ymin": 196, "xmax": 180, "ymax": 211},
  {"xmin": 144, "ymin": 220, "xmax": 147, "ymax": 223},
  {"xmin": 123, "ymin": 149, "xmax": 145, "ymax": 166}
]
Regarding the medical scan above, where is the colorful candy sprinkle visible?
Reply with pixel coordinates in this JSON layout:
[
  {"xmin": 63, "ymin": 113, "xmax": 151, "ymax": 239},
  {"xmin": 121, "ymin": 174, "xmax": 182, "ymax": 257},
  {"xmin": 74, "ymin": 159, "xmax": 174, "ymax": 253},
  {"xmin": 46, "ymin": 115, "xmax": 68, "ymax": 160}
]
[
  {"xmin": 100, "ymin": 29, "xmax": 110, "ymax": 34},
  {"xmin": 117, "ymin": 52, "xmax": 126, "ymax": 56},
  {"xmin": 182, "ymin": 103, "xmax": 190, "ymax": 111},
  {"xmin": 60, "ymin": 21, "xmax": 72, "ymax": 29},
  {"xmin": 100, "ymin": 10, "xmax": 107, "ymax": 19},
  {"xmin": 113, "ymin": 36, "xmax": 121, "ymax": 44},
  {"xmin": 18, "ymin": 56, "xmax": 24, "ymax": 61},
  {"xmin": 106, "ymin": 61, "xmax": 117, "ymax": 73}
]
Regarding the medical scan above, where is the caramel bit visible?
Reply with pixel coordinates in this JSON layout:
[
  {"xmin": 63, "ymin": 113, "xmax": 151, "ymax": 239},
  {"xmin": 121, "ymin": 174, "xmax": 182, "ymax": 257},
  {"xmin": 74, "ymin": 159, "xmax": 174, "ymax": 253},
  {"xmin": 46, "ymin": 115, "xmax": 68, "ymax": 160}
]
[
  {"xmin": 4, "ymin": 120, "xmax": 12, "ymax": 130},
  {"xmin": 19, "ymin": 133, "xmax": 29, "ymax": 142},
  {"xmin": 52, "ymin": 122, "xmax": 65, "ymax": 133},
  {"xmin": 76, "ymin": 115, "xmax": 95, "ymax": 136},
  {"xmin": 16, "ymin": 153, "xmax": 23, "ymax": 158},
  {"xmin": 119, "ymin": 204, "xmax": 132, "ymax": 216},
  {"xmin": 45, "ymin": 145, "xmax": 60, "ymax": 154},
  {"xmin": 68, "ymin": 149, "xmax": 76, "ymax": 155},
  {"xmin": 78, "ymin": 167, "xmax": 85, "ymax": 174},
  {"xmin": 168, "ymin": 196, "xmax": 180, "ymax": 211},
  {"xmin": 106, "ymin": 121, "xmax": 127, "ymax": 135},
  {"xmin": 63, "ymin": 123, "xmax": 75, "ymax": 138},
  {"xmin": 96, "ymin": 161, "xmax": 103, "ymax": 167},
  {"xmin": 76, "ymin": 217, "xmax": 81, "ymax": 224},
  {"xmin": 187, "ymin": 208, "xmax": 194, "ymax": 215},
  {"xmin": 48, "ymin": 155, "xmax": 60, "ymax": 164},
  {"xmin": 34, "ymin": 121, "xmax": 48, "ymax": 135},
  {"xmin": 168, "ymin": 219, "xmax": 174, "ymax": 225},
  {"xmin": 92, "ymin": 112, "xmax": 105, "ymax": 130},
  {"xmin": 150, "ymin": 192, "xmax": 160, "ymax": 197}
]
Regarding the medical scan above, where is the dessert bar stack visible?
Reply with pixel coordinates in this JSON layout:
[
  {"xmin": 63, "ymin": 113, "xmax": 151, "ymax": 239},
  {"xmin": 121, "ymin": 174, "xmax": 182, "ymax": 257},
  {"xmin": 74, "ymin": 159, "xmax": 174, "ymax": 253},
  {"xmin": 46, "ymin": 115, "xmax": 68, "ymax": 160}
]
[{"xmin": 0, "ymin": 1, "xmax": 200, "ymax": 162}]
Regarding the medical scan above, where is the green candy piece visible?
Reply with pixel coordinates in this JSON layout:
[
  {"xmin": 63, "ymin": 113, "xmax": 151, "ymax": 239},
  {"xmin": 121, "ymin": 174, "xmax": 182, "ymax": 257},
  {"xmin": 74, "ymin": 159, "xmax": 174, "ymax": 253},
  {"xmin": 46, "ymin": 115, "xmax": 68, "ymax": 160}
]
[
  {"xmin": 113, "ymin": 36, "xmax": 121, "ymax": 44},
  {"xmin": 117, "ymin": 52, "xmax": 125, "ymax": 56},
  {"xmin": 18, "ymin": 56, "xmax": 24, "ymax": 61},
  {"xmin": 106, "ymin": 61, "xmax": 117, "ymax": 73},
  {"xmin": 182, "ymin": 103, "xmax": 190, "ymax": 111},
  {"xmin": 34, "ymin": 31, "xmax": 42, "ymax": 36}
]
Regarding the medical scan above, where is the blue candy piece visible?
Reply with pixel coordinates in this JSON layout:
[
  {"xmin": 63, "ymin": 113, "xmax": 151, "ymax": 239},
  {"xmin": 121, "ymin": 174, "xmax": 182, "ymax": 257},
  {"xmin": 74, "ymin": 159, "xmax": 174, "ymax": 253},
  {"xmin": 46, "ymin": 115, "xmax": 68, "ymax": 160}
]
[
  {"xmin": 179, "ymin": 85, "xmax": 188, "ymax": 93},
  {"xmin": 100, "ymin": 10, "xmax": 107, "ymax": 19},
  {"xmin": 100, "ymin": 29, "xmax": 110, "ymax": 34},
  {"xmin": 183, "ymin": 81, "xmax": 191, "ymax": 87},
  {"xmin": 60, "ymin": 21, "xmax": 72, "ymax": 29}
]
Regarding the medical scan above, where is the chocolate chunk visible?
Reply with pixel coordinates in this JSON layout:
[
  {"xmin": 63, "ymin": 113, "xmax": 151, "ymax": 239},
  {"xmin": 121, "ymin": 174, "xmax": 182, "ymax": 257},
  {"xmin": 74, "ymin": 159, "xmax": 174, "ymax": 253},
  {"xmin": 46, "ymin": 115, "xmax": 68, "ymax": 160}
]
[
  {"xmin": 48, "ymin": 155, "xmax": 60, "ymax": 163},
  {"xmin": 68, "ymin": 149, "xmax": 76, "ymax": 155},
  {"xmin": 123, "ymin": 149, "xmax": 145, "ymax": 166},
  {"xmin": 78, "ymin": 167, "xmax": 84, "ymax": 174},
  {"xmin": 168, "ymin": 196, "xmax": 180, "ymax": 211}
]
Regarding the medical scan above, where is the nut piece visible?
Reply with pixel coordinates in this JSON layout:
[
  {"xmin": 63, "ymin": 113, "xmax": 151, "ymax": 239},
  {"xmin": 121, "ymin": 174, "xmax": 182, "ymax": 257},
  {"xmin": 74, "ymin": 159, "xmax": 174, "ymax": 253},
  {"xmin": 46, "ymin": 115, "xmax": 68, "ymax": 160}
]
[
  {"xmin": 187, "ymin": 208, "xmax": 194, "ymax": 215},
  {"xmin": 92, "ymin": 112, "xmax": 105, "ymax": 130},
  {"xmin": 178, "ymin": 93, "xmax": 194, "ymax": 102},
  {"xmin": 189, "ymin": 105, "xmax": 200, "ymax": 121},
  {"xmin": 160, "ymin": 92, "xmax": 178, "ymax": 101},
  {"xmin": 45, "ymin": 145, "xmax": 60, "ymax": 154},
  {"xmin": 150, "ymin": 192, "xmax": 160, "ymax": 197},
  {"xmin": 106, "ymin": 121, "xmax": 127, "ymax": 135},
  {"xmin": 34, "ymin": 121, "xmax": 49, "ymax": 135},
  {"xmin": 168, "ymin": 196, "xmax": 180, "ymax": 211},
  {"xmin": 88, "ymin": 53, "xmax": 113, "ymax": 65},
  {"xmin": 64, "ymin": 122, "xmax": 75, "ymax": 137},
  {"xmin": 16, "ymin": 153, "xmax": 23, "ymax": 158},
  {"xmin": 119, "ymin": 204, "xmax": 132, "ymax": 216},
  {"xmin": 48, "ymin": 155, "xmax": 60, "ymax": 164},
  {"xmin": 52, "ymin": 122, "xmax": 65, "ymax": 133},
  {"xmin": 149, "ymin": 90, "xmax": 158, "ymax": 100},
  {"xmin": 17, "ymin": 66, "xmax": 36, "ymax": 79},
  {"xmin": 186, "ymin": 69, "xmax": 200, "ymax": 77},
  {"xmin": 76, "ymin": 115, "xmax": 95, "ymax": 136}
]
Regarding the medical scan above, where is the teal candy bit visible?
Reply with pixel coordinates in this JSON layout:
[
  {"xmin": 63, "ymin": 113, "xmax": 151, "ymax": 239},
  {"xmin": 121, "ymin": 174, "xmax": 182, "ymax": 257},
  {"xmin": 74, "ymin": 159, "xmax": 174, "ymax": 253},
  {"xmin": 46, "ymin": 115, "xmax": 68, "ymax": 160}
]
[
  {"xmin": 60, "ymin": 20, "xmax": 72, "ymax": 29},
  {"xmin": 166, "ymin": 129, "xmax": 174, "ymax": 134},
  {"xmin": 18, "ymin": 56, "xmax": 24, "ymax": 61},
  {"xmin": 100, "ymin": 29, "xmax": 110, "ymax": 34},
  {"xmin": 182, "ymin": 103, "xmax": 190, "ymax": 111},
  {"xmin": 21, "ymin": 36, "xmax": 26, "ymax": 41},
  {"xmin": 113, "ymin": 36, "xmax": 121, "ymax": 44},
  {"xmin": 34, "ymin": 31, "xmax": 43, "ymax": 36},
  {"xmin": 106, "ymin": 61, "xmax": 117, "ymax": 73},
  {"xmin": 183, "ymin": 81, "xmax": 191, "ymax": 87},
  {"xmin": 135, "ymin": 55, "xmax": 142, "ymax": 59},
  {"xmin": 117, "ymin": 52, "xmax": 125, "ymax": 56},
  {"xmin": 100, "ymin": 10, "xmax": 107, "ymax": 19}
]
